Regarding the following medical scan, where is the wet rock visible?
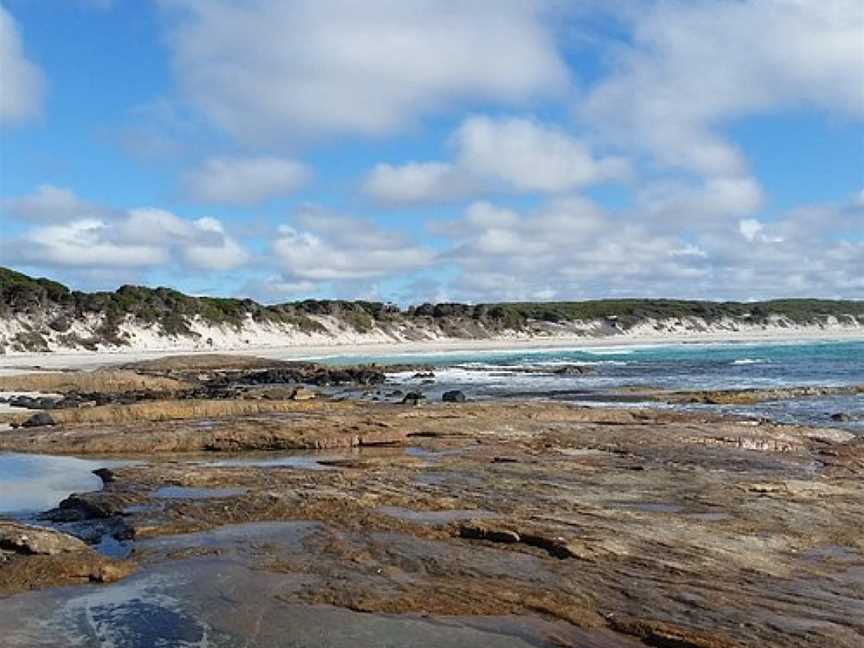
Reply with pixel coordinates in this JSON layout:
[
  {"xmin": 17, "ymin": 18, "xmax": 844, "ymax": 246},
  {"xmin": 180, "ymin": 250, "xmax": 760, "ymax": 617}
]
[
  {"xmin": 402, "ymin": 392, "xmax": 425, "ymax": 406},
  {"xmin": 0, "ymin": 522, "xmax": 89, "ymax": 556},
  {"xmin": 290, "ymin": 386, "xmax": 318, "ymax": 401},
  {"xmin": 41, "ymin": 495, "xmax": 113, "ymax": 522},
  {"xmin": 93, "ymin": 468, "xmax": 116, "ymax": 483},
  {"xmin": 442, "ymin": 390, "xmax": 467, "ymax": 403},
  {"xmin": 459, "ymin": 523, "xmax": 520, "ymax": 544},
  {"xmin": 21, "ymin": 412, "xmax": 57, "ymax": 428},
  {"xmin": 551, "ymin": 365, "xmax": 591, "ymax": 376},
  {"xmin": 830, "ymin": 412, "xmax": 850, "ymax": 422},
  {"xmin": 227, "ymin": 365, "xmax": 387, "ymax": 388},
  {"xmin": 458, "ymin": 523, "xmax": 583, "ymax": 559},
  {"xmin": 412, "ymin": 372, "xmax": 436, "ymax": 379},
  {"xmin": 0, "ymin": 524, "xmax": 136, "ymax": 595}
]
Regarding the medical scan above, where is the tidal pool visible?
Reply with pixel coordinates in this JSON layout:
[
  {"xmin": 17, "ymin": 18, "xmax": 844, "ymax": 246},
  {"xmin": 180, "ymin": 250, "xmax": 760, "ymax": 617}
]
[{"xmin": 0, "ymin": 452, "xmax": 121, "ymax": 517}]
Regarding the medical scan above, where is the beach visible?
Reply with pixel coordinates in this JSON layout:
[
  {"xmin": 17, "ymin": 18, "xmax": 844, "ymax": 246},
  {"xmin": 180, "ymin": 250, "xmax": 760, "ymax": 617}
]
[{"xmin": 3, "ymin": 325, "xmax": 863, "ymax": 374}]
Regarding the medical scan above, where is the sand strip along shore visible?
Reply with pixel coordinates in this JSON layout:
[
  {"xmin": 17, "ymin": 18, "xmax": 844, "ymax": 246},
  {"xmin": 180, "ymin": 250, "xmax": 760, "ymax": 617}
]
[{"xmin": 2, "ymin": 327, "xmax": 863, "ymax": 375}]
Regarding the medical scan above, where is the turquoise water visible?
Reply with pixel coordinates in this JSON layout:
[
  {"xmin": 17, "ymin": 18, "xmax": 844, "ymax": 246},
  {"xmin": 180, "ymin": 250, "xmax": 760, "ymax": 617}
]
[{"xmin": 325, "ymin": 339, "xmax": 864, "ymax": 431}]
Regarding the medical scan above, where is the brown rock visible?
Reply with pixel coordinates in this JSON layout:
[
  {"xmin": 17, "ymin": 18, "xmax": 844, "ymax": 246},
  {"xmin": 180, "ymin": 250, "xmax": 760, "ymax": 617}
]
[
  {"xmin": 290, "ymin": 386, "xmax": 318, "ymax": 401},
  {"xmin": 0, "ymin": 522, "xmax": 89, "ymax": 556}
]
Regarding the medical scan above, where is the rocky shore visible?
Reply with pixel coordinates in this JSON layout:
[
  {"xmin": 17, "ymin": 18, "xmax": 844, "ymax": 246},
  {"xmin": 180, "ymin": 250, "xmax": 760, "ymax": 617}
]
[{"xmin": 0, "ymin": 355, "xmax": 862, "ymax": 647}]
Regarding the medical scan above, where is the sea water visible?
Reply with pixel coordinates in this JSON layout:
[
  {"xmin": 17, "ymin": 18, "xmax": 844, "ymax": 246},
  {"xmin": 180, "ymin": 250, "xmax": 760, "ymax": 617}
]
[{"xmin": 321, "ymin": 339, "xmax": 864, "ymax": 432}]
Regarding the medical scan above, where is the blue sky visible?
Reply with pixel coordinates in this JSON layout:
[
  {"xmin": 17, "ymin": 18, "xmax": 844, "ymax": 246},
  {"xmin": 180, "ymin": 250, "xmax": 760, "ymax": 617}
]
[{"xmin": 1, "ymin": 0, "xmax": 862, "ymax": 304}]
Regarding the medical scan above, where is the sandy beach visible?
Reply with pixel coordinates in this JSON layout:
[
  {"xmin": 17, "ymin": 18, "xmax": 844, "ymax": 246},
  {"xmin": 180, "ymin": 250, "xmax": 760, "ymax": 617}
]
[{"xmin": 2, "ymin": 326, "xmax": 863, "ymax": 374}]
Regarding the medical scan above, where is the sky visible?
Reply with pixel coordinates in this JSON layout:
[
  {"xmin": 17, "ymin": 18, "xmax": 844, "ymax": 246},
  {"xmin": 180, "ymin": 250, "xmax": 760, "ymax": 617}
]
[{"xmin": 0, "ymin": 0, "xmax": 862, "ymax": 305}]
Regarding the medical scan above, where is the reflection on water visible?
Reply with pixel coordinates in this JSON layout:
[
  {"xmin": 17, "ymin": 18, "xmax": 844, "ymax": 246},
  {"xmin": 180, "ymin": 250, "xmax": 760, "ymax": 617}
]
[
  {"xmin": 0, "ymin": 552, "xmax": 630, "ymax": 647},
  {"xmin": 0, "ymin": 453, "xmax": 115, "ymax": 517},
  {"xmin": 377, "ymin": 506, "xmax": 498, "ymax": 524}
]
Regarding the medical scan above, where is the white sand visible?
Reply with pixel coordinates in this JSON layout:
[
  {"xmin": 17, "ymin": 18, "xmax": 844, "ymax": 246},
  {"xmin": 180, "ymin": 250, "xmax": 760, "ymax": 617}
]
[{"xmin": 1, "ymin": 325, "xmax": 862, "ymax": 374}]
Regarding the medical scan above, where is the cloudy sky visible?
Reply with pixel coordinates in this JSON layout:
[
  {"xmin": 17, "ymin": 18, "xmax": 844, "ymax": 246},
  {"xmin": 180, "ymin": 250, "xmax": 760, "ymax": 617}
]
[{"xmin": 1, "ymin": 0, "xmax": 862, "ymax": 304}]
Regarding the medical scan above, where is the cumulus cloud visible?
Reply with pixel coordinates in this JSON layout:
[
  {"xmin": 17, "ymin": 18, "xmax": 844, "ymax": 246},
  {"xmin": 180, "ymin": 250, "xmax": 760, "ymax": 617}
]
[
  {"xmin": 364, "ymin": 162, "xmax": 469, "ymax": 205},
  {"xmin": 0, "ymin": 5, "xmax": 45, "ymax": 124},
  {"xmin": 365, "ymin": 116, "xmax": 629, "ymax": 204},
  {"xmin": 582, "ymin": 0, "xmax": 864, "ymax": 178},
  {"xmin": 429, "ymin": 196, "xmax": 864, "ymax": 302},
  {"xmin": 162, "ymin": 0, "xmax": 569, "ymax": 142},
  {"xmin": 1, "ymin": 187, "xmax": 249, "ymax": 272},
  {"xmin": 272, "ymin": 207, "xmax": 434, "ymax": 283},
  {"xmin": 2, "ymin": 184, "xmax": 100, "ymax": 222},
  {"xmin": 636, "ymin": 176, "xmax": 766, "ymax": 228},
  {"xmin": 184, "ymin": 156, "xmax": 311, "ymax": 206}
]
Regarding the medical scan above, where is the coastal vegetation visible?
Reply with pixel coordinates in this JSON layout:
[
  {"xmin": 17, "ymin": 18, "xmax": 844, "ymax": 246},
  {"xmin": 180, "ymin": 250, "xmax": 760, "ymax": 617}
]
[{"xmin": 2, "ymin": 266, "xmax": 862, "ymax": 352}]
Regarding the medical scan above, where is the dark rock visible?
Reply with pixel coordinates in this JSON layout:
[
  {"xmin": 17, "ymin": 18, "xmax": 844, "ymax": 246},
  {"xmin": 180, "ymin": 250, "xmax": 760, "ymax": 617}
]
[
  {"xmin": 41, "ymin": 495, "xmax": 112, "ymax": 522},
  {"xmin": 92, "ymin": 468, "xmax": 116, "ymax": 484},
  {"xmin": 459, "ymin": 524, "xmax": 520, "ymax": 544},
  {"xmin": 442, "ymin": 390, "xmax": 467, "ymax": 403},
  {"xmin": 225, "ymin": 365, "xmax": 387, "ymax": 388},
  {"xmin": 412, "ymin": 372, "xmax": 436, "ymax": 379},
  {"xmin": 21, "ymin": 412, "xmax": 57, "ymax": 428},
  {"xmin": 551, "ymin": 365, "xmax": 591, "ymax": 376},
  {"xmin": 830, "ymin": 412, "xmax": 850, "ymax": 422},
  {"xmin": 401, "ymin": 392, "xmax": 425, "ymax": 406}
]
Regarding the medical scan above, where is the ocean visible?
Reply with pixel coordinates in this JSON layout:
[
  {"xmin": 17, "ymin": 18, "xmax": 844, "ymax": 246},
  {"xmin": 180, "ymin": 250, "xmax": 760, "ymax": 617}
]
[{"xmin": 320, "ymin": 339, "xmax": 864, "ymax": 432}]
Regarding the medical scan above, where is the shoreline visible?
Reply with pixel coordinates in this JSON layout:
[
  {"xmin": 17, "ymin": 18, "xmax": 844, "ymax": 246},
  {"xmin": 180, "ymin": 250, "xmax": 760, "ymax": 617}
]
[{"xmin": 1, "ymin": 327, "xmax": 862, "ymax": 373}]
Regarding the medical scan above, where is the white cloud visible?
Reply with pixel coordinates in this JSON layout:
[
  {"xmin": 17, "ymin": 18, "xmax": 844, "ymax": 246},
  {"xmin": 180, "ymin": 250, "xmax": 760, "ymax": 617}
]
[
  {"xmin": 454, "ymin": 116, "xmax": 629, "ymax": 192},
  {"xmin": 583, "ymin": 1, "xmax": 864, "ymax": 178},
  {"xmin": 184, "ymin": 156, "xmax": 311, "ymax": 206},
  {"xmin": 637, "ymin": 176, "xmax": 766, "ymax": 227},
  {"xmin": 364, "ymin": 162, "xmax": 466, "ymax": 205},
  {"xmin": 12, "ymin": 219, "xmax": 168, "ymax": 268},
  {"xmin": 183, "ymin": 217, "xmax": 250, "ymax": 270},
  {"xmin": 162, "ymin": 0, "xmax": 569, "ymax": 141},
  {"xmin": 3, "ymin": 184, "xmax": 100, "ymax": 222},
  {"xmin": 365, "ymin": 116, "xmax": 629, "ymax": 204},
  {"xmin": 272, "ymin": 208, "xmax": 434, "ymax": 282},
  {"xmin": 0, "ymin": 6, "xmax": 45, "ymax": 124},
  {"xmin": 1, "ymin": 188, "xmax": 249, "ymax": 272},
  {"xmin": 430, "ymin": 196, "xmax": 864, "ymax": 302},
  {"xmin": 738, "ymin": 219, "xmax": 765, "ymax": 243}
]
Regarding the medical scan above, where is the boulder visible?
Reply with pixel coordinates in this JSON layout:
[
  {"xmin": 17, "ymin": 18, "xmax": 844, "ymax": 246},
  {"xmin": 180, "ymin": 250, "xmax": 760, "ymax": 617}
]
[
  {"xmin": 830, "ymin": 412, "xmax": 850, "ymax": 422},
  {"xmin": 0, "ymin": 522, "xmax": 88, "ymax": 556},
  {"xmin": 289, "ymin": 386, "xmax": 317, "ymax": 401},
  {"xmin": 402, "ymin": 392, "xmax": 425, "ymax": 406},
  {"xmin": 551, "ymin": 365, "xmax": 591, "ymax": 376},
  {"xmin": 21, "ymin": 412, "xmax": 57, "ymax": 428},
  {"xmin": 92, "ymin": 468, "xmax": 116, "ymax": 483},
  {"xmin": 442, "ymin": 390, "xmax": 467, "ymax": 403}
]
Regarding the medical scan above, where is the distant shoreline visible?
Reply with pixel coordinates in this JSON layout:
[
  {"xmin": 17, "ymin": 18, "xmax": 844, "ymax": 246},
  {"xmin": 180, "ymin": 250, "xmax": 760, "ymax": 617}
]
[{"xmin": 2, "ymin": 326, "xmax": 862, "ymax": 373}]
